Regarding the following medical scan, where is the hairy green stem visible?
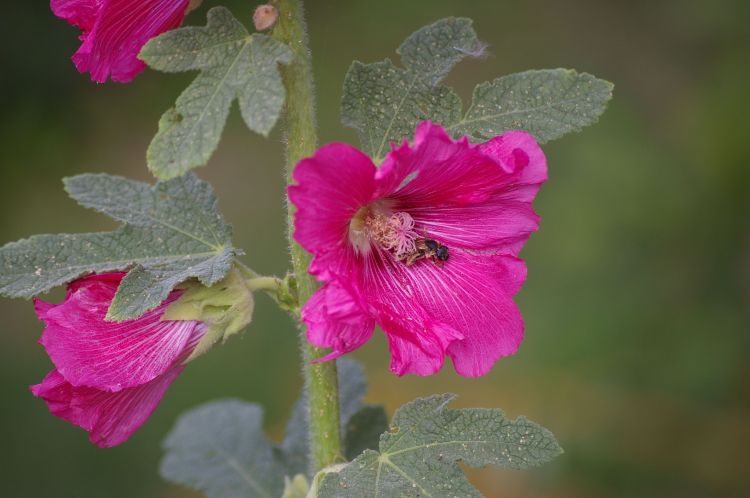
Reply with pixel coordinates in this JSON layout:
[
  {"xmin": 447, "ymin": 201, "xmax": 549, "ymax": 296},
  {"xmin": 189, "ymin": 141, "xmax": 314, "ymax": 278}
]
[{"xmin": 272, "ymin": 0, "xmax": 343, "ymax": 473}]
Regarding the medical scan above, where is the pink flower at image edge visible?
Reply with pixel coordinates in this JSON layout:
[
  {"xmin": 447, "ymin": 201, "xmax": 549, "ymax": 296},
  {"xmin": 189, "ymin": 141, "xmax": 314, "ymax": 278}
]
[
  {"xmin": 31, "ymin": 273, "xmax": 205, "ymax": 447},
  {"xmin": 289, "ymin": 122, "xmax": 547, "ymax": 377},
  {"xmin": 51, "ymin": 0, "xmax": 191, "ymax": 83}
]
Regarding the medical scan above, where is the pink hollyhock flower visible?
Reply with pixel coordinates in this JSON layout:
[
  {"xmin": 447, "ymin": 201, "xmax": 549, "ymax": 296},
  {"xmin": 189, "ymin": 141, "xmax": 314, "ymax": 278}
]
[
  {"xmin": 31, "ymin": 273, "xmax": 205, "ymax": 447},
  {"xmin": 289, "ymin": 122, "xmax": 547, "ymax": 377},
  {"xmin": 51, "ymin": 0, "xmax": 192, "ymax": 83}
]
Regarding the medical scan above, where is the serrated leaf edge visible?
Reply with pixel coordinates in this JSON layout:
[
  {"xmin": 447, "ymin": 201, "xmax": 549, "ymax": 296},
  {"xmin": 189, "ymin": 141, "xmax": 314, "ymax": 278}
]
[{"xmin": 448, "ymin": 68, "xmax": 614, "ymax": 143}]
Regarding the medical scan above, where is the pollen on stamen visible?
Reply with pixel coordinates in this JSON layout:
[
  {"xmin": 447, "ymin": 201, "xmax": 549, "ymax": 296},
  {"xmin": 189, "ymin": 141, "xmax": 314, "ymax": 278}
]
[{"xmin": 366, "ymin": 211, "xmax": 418, "ymax": 258}]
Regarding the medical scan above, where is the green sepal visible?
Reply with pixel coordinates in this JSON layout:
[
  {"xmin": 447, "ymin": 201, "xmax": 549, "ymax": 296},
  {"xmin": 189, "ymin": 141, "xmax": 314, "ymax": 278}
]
[
  {"xmin": 163, "ymin": 266, "xmax": 254, "ymax": 361},
  {"xmin": 276, "ymin": 272, "xmax": 299, "ymax": 315}
]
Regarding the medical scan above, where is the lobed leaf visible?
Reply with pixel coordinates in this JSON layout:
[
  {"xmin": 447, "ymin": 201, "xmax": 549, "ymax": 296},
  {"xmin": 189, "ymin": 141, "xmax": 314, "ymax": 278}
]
[
  {"xmin": 161, "ymin": 400, "xmax": 287, "ymax": 498},
  {"xmin": 343, "ymin": 19, "xmax": 613, "ymax": 160},
  {"xmin": 397, "ymin": 17, "xmax": 485, "ymax": 86},
  {"xmin": 160, "ymin": 359, "xmax": 378, "ymax": 498},
  {"xmin": 0, "ymin": 173, "xmax": 236, "ymax": 321},
  {"xmin": 341, "ymin": 17, "xmax": 482, "ymax": 162},
  {"xmin": 140, "ymin": 7, "xmax": 291, "ymax": 179},
  {"xmin": 64, "ymin": 173, "xmax": 231, "ymax": 245},
  {"xmin": 343, "ymin": 405, "xmax": 388, "ymax": 461},
  {"xmin": 450, "ymin": 69, "xmax": 614, "ymax": 143},
  {"xmin": 317, "ymin": 394, "xmax": 563, "ymax": 498}
]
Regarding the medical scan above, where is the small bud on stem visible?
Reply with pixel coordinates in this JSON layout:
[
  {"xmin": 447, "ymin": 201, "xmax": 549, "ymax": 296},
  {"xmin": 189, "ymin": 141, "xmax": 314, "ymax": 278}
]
[
  {"xmin": 254, "ymin": 4, "xmax": 279, "ymax": 31},
  {"xmin": 186, "ymin": 0, "xmax": 203, "ymax": 14}
]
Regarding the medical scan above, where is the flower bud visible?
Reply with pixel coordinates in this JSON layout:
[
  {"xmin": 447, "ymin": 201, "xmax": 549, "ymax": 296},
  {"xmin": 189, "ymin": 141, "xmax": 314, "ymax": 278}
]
[
  {"xmin": 253, "ymin": 4, "xmax": 279, "ymax": 31},
  {"xmin": 163, "ymin": 267, "xmax": 254, "ymax": 361},
  {"xmin": 186, "ymin": 0, "xmax": 203, "ymax": 14}
]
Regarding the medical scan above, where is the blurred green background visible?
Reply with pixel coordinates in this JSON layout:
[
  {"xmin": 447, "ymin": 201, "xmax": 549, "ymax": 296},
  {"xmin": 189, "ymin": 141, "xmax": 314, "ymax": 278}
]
[{"xmin": 1, "ymin": 1, "xmax": 748, "ymax": 497}]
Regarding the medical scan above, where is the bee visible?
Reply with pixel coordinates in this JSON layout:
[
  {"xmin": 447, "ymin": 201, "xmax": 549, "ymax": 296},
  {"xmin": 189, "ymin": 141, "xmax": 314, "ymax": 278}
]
[{"xmin": 402, "ymin": 238, "xmax": 449, "ymax": 267}]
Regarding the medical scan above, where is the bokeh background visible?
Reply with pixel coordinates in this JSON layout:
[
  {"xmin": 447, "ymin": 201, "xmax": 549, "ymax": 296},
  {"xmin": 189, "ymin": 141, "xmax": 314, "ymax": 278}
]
[{"xmin": 1, "ymin": 1, "xmax": 748, "ymax": 497}]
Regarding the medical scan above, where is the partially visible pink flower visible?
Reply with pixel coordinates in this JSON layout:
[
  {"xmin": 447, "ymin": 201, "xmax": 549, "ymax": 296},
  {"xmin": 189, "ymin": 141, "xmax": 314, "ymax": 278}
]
[
  {"xmin": 51, "ymin": 0, "xmax": 191, "ymax": 83},
  {"xmin": 31, "ymin": 273, "xmax": 205, "ymax": 447},
  {"xmin": 289, "ymin": 122, "xmax": 547, "ymax": 377}
]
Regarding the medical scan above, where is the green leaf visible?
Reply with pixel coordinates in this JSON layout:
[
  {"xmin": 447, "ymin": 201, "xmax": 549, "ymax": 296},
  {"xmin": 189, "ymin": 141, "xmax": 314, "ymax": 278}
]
[
  {"xmin": 450, "ymin": 69, "xmax": 614, "ymax": 143},
  {"xmin": 159, "ymin": 359, "xmax": 373, "ymax": 498},
  {"xmin": 317, "ymin": 394, "xmax": 562, "ymax": 498},
  {"xmin": 0, "ymin": 173, "xmax": 236, "ymax": 321},
  {"xmin": 341, "ymin": 17, "xmax": 482, "ymax": 161},
  {"xmin": 343, "ymin": 18, "xmax": 612, "ymax": 157},
  {"xmin": 63, "ymin": 173, "xmax": 231, "ymax": 240},
  {"xmin": 343, "ymin": 405, "xmax": 388, "ymax": 461},
  {"xmin": 140, "ymin": 7, "xmax": 292, "ymax": 179},
  {"xmin": 160, "ymin": 400, "xmax": 287, "ymax": 498},
  {"xmin": 397, "ymin": 17, "xmax": 486, "ymax": 86}
]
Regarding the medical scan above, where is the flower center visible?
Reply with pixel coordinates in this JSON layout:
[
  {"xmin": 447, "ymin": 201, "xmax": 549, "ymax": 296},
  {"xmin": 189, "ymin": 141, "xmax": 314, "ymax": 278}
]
[
  {"xmin": 348, "ymin": 205, "xmax": 418, "ymax": 258},
  {"xmin": 365, "ymin": 211, "xmax": 419, "ymax": 258}
]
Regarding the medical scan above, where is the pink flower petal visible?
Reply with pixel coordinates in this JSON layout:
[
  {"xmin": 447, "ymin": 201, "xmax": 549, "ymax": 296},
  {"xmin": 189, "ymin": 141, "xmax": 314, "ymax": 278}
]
[
  {"xmin": 36, "ymin": 273, "xmax": 204, "ymax": 392},
  {"xmin": 51, "ymin": 0, "xmax": 98, "ymax": 31},
  {"xmin": 477, "ymin": 130, "xmax": 549, "ymax": 202},
  {"xmin": 440, "ymin": 255, "xmax": 526, "ymax": 377},
  {"xmin": 360, "ymin": 250, "xmax": 524, "ymax": 376},
  {"xmin": 381, "ymin": 123, "xmax": 548, "ymax": 205},
  {"xmin": 408, "ymin": 198, "xmax": 539, "ymax": 253},
  {"xmin": 377, "ymin": 123, "xmax": 547, "ymax": 253},
  {"xmin": 289, "ymin": 143, "xmax": 378, "ymax": 280},
  {"xmin": 378, "ymin": 122, "xmax": 503, "ymax": 206},
  {"xmin": 31, "ymin": 366, "xmax": 183, "ymax": 448},
  {"xmin": 52, "ymin": 0, "xmax": 190, "ymax": 83},
  {"xmin": 377, "ymin": 309, "xmax": 462, "ymax": 376},
  {"xmin": 302, "ymin": 282, "xmax": 374, "ymax": 362}
]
